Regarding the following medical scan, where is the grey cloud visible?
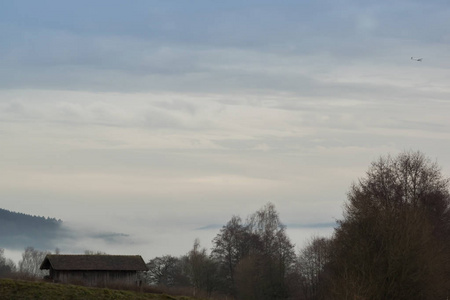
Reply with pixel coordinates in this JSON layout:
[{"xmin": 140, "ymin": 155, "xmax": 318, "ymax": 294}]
[
  {"xmin": 154, "ymin": 99, "xmax": 197, "ymax": 115},
  {"xmin": 142, "ymin": 109, "xmax": 184, "ymax": 129},
  {"xmin": 211, "ymin": 136, "xmax": 345, "ymax": 154},
  {"xmin": 286, "ymin": 222, "xmax": 336, "ymax": 229},
  {"xmin": 2, "ymin": 0, "xmax": 450, "ymax": 260},
  {"xmin": 393, "ymin": 120, "xmax": 450, "ymax": 133},
  {"xmin": 195, "ymin": 224, "xmax": 223, "ymax": 231},
  {"xmin": 51, "ymin": 223, "xmax": 142, "ymax": 255},
  {"xmin": 196, "ymin": 222, "xmax": 337, "ymax": 231},
  {"xmin": 2, "ymin": 101, "xmax": 27, "ymax": 115},
  {"xmin": 213, "ymin": 139, "xmax": 267, "ymax": 151},
  {"xmin": 2, "ymin": 1, "xmax": 449, "ymax": 94},
  {"xmin": 1, "ymin": 95, "xmax": 202, "ymax": 132},
  {"xmin": 89, "ymin": 232, "xmax": 130, "ymax": 244}
]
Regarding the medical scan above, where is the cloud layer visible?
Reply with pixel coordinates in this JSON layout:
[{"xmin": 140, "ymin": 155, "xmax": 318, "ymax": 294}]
[{"xmin": 1, "ymin": 0, "xmax": 450, "ymax": 260}]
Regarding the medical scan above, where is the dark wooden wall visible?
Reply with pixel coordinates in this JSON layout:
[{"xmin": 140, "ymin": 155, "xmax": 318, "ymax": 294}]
[{"xmin": 50, "ymin": 269, "xmax": 139, "ymax": 286}]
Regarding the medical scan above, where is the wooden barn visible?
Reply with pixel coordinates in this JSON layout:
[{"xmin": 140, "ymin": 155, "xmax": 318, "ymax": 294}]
[{"xmin": 40, "ymin": 254, "xmax": 147, "ymax": 286}]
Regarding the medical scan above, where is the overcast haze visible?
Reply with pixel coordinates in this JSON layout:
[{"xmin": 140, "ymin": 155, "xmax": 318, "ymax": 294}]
[{"xmin": 2, "ymin": 1, "xmax": 450, "ymax": 262}]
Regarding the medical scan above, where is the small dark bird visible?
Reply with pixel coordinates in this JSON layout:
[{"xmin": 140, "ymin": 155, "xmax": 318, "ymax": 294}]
[{"xmin": 411, "ymin": 57, "xmax": 423, "ymax": 62}]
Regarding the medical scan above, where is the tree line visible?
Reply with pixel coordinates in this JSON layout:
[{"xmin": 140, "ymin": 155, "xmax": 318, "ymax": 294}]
[
  {"xmin": 1, "ymin": 150, "xmax": 449, "ymax": 299},
  {"xmin": 144, "ymin": 203, "xmax": 296, "ymax": 299},
  {"xmin": 144, "ymin": 151, "xmax": 450, "ymax": 300},
  {"xmin": 0, "ymin": 208, "xmax": 62, "ymax": 249},
  {"xmin": 0, "ymin": 247, "xmax": 50, "ymax": 278}
]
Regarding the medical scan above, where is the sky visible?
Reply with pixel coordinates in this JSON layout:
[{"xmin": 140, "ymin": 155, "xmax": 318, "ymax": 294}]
[{"xmin": 1, "ymin": 0, "xmax": 450, "ymax": 262}]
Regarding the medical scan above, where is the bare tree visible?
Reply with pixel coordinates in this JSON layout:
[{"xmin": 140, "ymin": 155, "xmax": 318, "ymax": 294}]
[
  {"xmin": 186, "ymin": 239, "xmax": 219, "ymax": 297},
  {"xmin": 297, "ymin": 237, "xmax": 331, "ymax": 300},
  {"xmin": 0, "ymin": 248, "xmax": 16, "ymax": 277},
  {"xmin": 347, "ymin": 151, "xmax": 450, "ymax": 229},
  {"xmin": 211, "ymin": 215, "xmax": 254, "ymax": 298},
  {"xmin": 241, "ymin": 203, "xmax": 296, "ymax": 300},
  {"xmin": 146, "ymin": 255, "xmax": 187, "ymax": 287},
  {"xmin": 18, "ymin": 246, "xmax": 50, "ymax": 278},
  {"xmin": 324, "ymin": 151, "xmax": 450, "ymax": 299}
]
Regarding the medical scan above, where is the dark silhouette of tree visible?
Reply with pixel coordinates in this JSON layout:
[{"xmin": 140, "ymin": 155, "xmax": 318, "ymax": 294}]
[
  {"xmin": 0, "ymin": 248, "xmax": 16, "ymax": 277},
  {"xmin": 211, "ymin": 203, "xmax": 295, "ymax": 300},
  {"xmin": 146, "ymin": 255, "xmax": 188, "ymax": 287},
  {"xmin": 323, "ymin": 151, "xmax": 450, "ymax": 299},
  {"xmin": 211, "ymin": 215, "xmax": 254, "ymax": 298},
  {"xmin": 238, "ymin": 203, "xmax": 295, "ymax": 300},
  {"xmin": 234, "ymin": 253, "xmax": 266, "ymax": 300},
  {"xmin": 186, "ymin": 239, "xmax": 219, "ymax": 297},
  {"xmin": 296, "ymin": 237, "xmax": 331, "ymax": 300}
]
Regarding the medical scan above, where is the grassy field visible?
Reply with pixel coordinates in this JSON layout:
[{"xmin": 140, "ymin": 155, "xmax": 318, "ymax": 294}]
[{"xmin": 0, "ymin": 278, "xmax": 201, "ymax": 300}]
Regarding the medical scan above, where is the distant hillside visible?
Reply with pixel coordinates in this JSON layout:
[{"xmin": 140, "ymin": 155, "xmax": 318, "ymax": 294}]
[
  {"xmin": 0, "ymin": 278, "xmax": 200, "ymax": 300},
  {"xmin": 0, "ymin": 208, "xmax": 63, "ymax": 250}
]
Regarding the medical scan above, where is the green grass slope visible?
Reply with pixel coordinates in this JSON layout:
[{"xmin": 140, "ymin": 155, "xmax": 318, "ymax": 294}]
[{"xmin": 0, "ymin": 279, "xmax": 199, "ymax": 300}]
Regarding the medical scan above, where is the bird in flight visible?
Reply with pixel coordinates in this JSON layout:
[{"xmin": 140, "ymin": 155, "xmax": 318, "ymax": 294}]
[{"xmin": 411, "ymin": 57, "xmax": 423, "ymax": 62}]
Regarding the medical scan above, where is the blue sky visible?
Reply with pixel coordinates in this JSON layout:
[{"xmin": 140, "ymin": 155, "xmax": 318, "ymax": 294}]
[{"xmin": 1, "ymin": 1, "xmax": 450, "ymax": 261}]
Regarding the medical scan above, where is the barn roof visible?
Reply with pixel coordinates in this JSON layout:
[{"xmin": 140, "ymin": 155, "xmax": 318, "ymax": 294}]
[{"xmin": 40, "ymin": 254, "xmax": 147, "ymax": 271}]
